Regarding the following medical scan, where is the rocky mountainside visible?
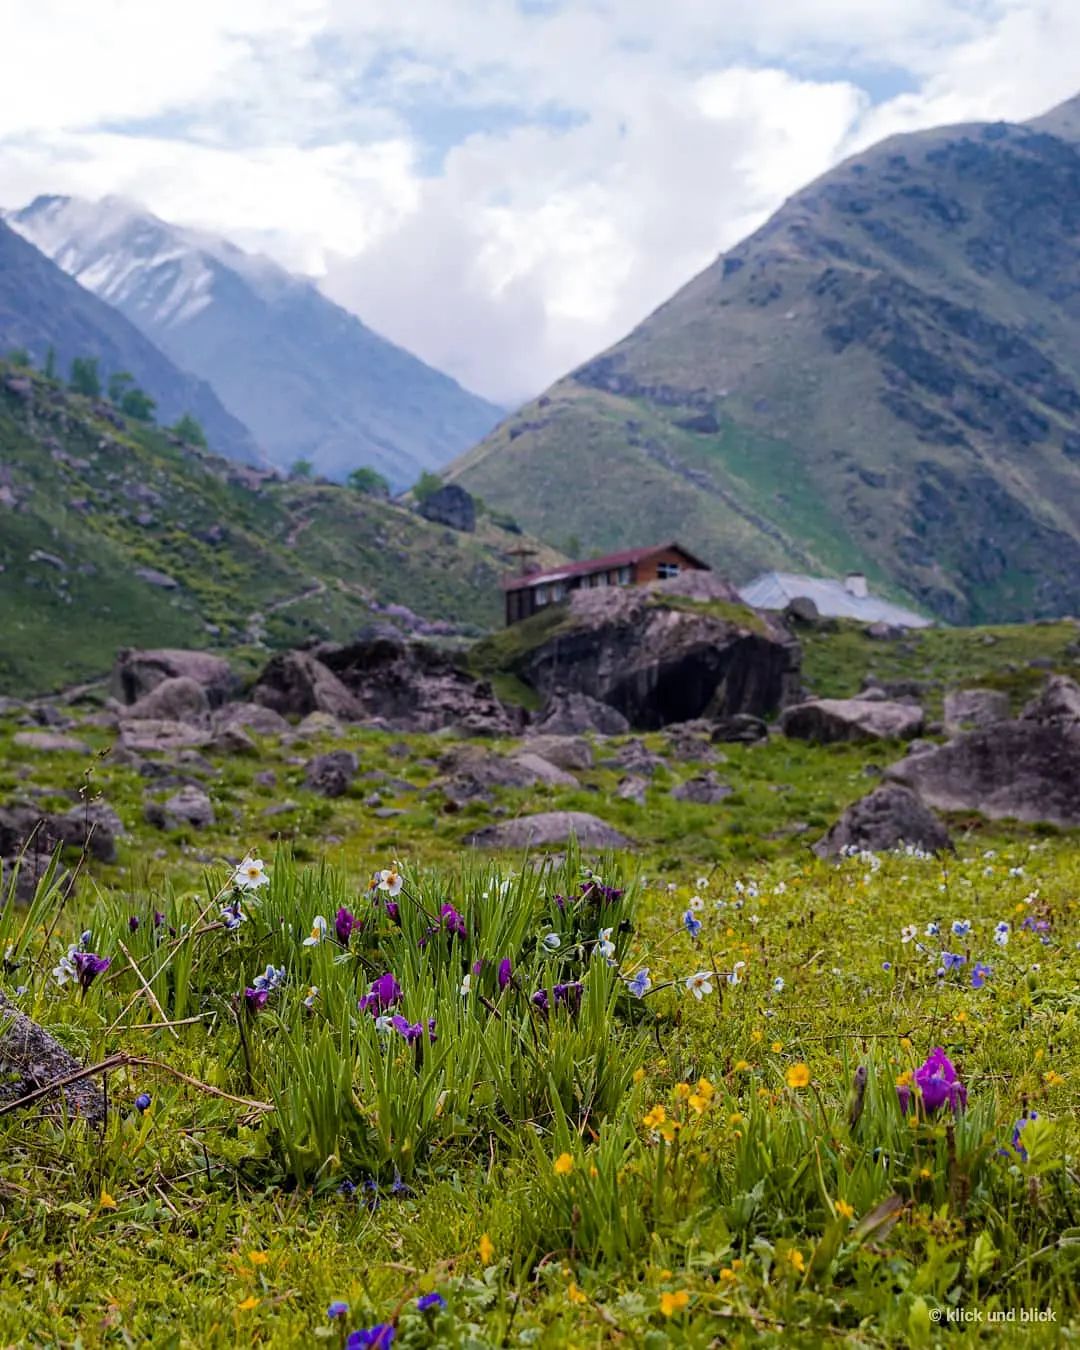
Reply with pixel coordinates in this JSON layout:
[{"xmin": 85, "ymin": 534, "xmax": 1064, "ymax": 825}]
[
  {"xmin": 449, "ymin": 93, "xmax": 1080, "ymax": 624},
  {"xmin": 0, "ymin": 219, "xmax": 257, "ymax": 462},
  {"xmin": 0, "ymin": 361, "xmax": 556, "ymax": 695},
  {"xmin": 8, "ymin": 196, "xmax": 504, "ymax": 489}
]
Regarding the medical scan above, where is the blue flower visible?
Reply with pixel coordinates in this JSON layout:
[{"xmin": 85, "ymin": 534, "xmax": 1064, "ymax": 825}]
[
  {"xmin": 951, "ymin": 919, "xmax": 972, "ymax": 939},
  {"xmin": 416, "ymin": 1292, "xmax": 446, "ymax": 1313},
  {"xmin": 940, "ymin": 950, "xmax": 966, "ymax": 972},
  {"xmin": 134, "ymin": 1092, "xmax": 152, "ymax": 1113},
  {"xmin": 327, "ymin": 1300, "xmax": 349, "ymax": 1320},
  {"xmin": 971, "ymin": 962, "xmax": 992, "ymax": 990},
  {"xmin": 346, "ymin": 1326, "xmax": 395, "ymax": 1349},
  {"xmin": 772, "ymin": 976, "xmax": 785, "ymax": 993},
  {"xmin": 626, "ymin": 968, "xmax": 651, "ymax": 998},
  {"xmin": 1011, "ymin": 1112, "xmax": 1039, "ymax": 1162},
  {"xmin": 682, "ymin": 910, "xmax": 702, "ymax": 938}
]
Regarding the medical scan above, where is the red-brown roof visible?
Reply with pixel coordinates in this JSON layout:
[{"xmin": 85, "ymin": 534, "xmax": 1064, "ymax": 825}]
[{"xmin": 502, "ymin": 541, "xmax": 709, "ymax": 591}]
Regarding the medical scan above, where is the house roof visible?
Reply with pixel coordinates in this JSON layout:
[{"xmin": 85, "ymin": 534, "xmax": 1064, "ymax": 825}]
[
  {"xmin": 502, "ymin": 541, "xmax": 710, "ymax": 592},
  {"xmin": 737, "ymin": 572, "xmax": 932, "ymax": 627}
]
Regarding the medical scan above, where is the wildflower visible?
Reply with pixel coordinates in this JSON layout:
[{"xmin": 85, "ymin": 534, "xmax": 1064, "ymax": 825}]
[
  {"xmin": 384, "ymin": 900, "xmax": 400, "ymax": 923},
  {"xmin": 687, "ymin": 894, "xmax": 705, "ymax": 912},
  {"xmin": 682, "ymin": 910, "xmax": 702, "ymax": 938},
  {"xmin": 220, "ymin": 899, "xmax": 246, "ymax": 930},
  {"xmin": 685, "ymin": 971, "xmax": 714, "ymax": 999},
  {"xmin": 327, "ymin": 1301, "xmax": 349, "ymax": 1320},
  {"xmin": 359, "ymin": 972, "xmax": 403, "ymax": 1014},
  {"xmin": 440, "ymin": 903, "xmax": 467, "ymax": 939},
  {"xmin": 786, "ymin": 1063, "xmax": 811, "ymax": 1089},
  {"xmin": 939, "ymin": 950, "xmax": 966, "ymax": 972},
  {"xmin": 376, "ymin": 866, "xmax": 404, "ymax": 896},
  {"xmin": 303, "ymin": 915, "xmax": 328, "ymax": 946},
  {"xmin": 237, "ymin": 1296, "xmax": 259, "ymax": 1311},
  {"xmin": 597, "ymin": 926, "xmax": 616, "ymax": 959},
  {"xmin": 99, "ymin": 1188, "xmax": 117, "ymax": 1210},
  {"xmin": 567, "ymin": 1282, "xmax": 588, "ymax": 1305},
  {"xmin": 632, "ymin": 1067, "xmax": 646, "ymax": 1084},
  {"xmin": 52, "ymin": 945, "xmax": 78, "ymax": 986},
  {"xmin": 497, "ymin": 958, "xmax": 513, "ymax": 990},
  {"xmin": 835, "ymin": 1199, "xmax": 855, "ymax": 1220},
  {"xmin": 626, "ymin": 968, "xmax": 652, "ymax": 998},
  {"xmin": 554, "ymin": 1152, "xmax": 574, "ymax": 1176},
  {"xmin": 771, "ymin": 1041, "xmax": 783, "ymax": 1053},
  {"xmin": 346, "ymin": 1326, "xmax": 395, "ymax": 1349},
  {"xmin": 925, "ymin": 922, "xmax": 940, "ymax": 937},
  {"xmin": 478, "ymin": 1233, "xmax": 495, "ymax": 1263},
  {"xmin": 994, "ymin": 922, "xmax": 1010, "ymax": 947},
  {"xmin": 244, "ymin": 987, "xmax": 268, "ymax": 1014},
  {"xmin": 1043, "ymin": 1070, "xmax": 1065, "ymax": 1087},
  {"xmin": 134, "ymin": 1092, "xmax": 152, "ymax": 1113},
  {"xmin": 772, "ymin": 976, "xmax": 785, "ymax": 993},
  {"xmin": 971, "ymin": 962, "xmax": 992, "ymax": 990},
  {"xmin": 460, "ymin": 973, "xmax": 472, "ymax": 996},
  {"xmin": 416, "ymin": 1292, "xmax": 446, "ymax": 1313},
  {"xmin": 252, "ymin": 964, "xmax": 285, "ymax": 993},
  {"xmin": 659, "ymin": 1290, "xmax": 690, "ymax": 1317},
  {"xmin": 128, "ymin": 915, "xmax": 140, "ymax": 933},
  {"xmin": 72, "ymin": 950, "xmax": 110, "ymax": 993},
  {"xmin": 233, "ymin": 857, "xmax": 270, "ymax": 891},
  {"xmin": 542, "ymin": 932, "xmax": 561, "ymax": 950},
  {"xmin": 249, "ymin": 1251, "xmax": 269, "ymax": 1266},
  {"xmin": 695, "ymin": 876, "xmax": 709, "ymax": 889},
  {"xmin": 643, "ymin": 1104, "xmax": 667, "ymax": 1129},
  {"xmin": 390, "ymin": 1015, "xmax": 423, "ymax": 1045},
  {"xmin": 335, "ymin": 907, "xmax": 357, "ymax": 945},
  {"xmin": 727, "ymin": 960, "xmax": 746, "ymax": 987},
  {"xmin": 303, "ymin": 986, "xmax": 319, "ymax": 1009},
  {"xmin": 951, "ymin": 919, "xmax": 972, "ymax": 939},
  {"xmin": 898, "ymin": 1047, "xmax": 966, "ymax": 1115},
  {"xmin": 787, "ymin": 1249, "xmax": 805, "ymax": 1274},
  {"xmin": 901, "ymin": 925, "xmax": 918, "ymax": 943}
]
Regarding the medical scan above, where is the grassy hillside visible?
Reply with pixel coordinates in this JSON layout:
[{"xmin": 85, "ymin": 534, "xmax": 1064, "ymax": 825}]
[
  {"xmin": 0, "ymin": 364, "xmax": 558, "ymax": 695},
  {"xmin": 449, "ymin": 97, "xmax": 1080, "ymax": 625}
]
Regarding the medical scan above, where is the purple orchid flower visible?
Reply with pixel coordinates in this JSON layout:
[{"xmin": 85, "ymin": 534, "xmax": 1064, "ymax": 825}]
[
  {"xmin": 243, "ymin": 986, "xmax": 268, "ymax": 1014},
  {"xmin": 497, "ymin": 958, "xmax": 513, "ymax": 990},
  {"xmin": 439, "ymin": 903, "xmax": 467, "ymax": 939},
  {"xmin": 335, "ymin": 906, "xmax": 357, "ymax": 945},
  {"xmin": 898, "ymin": 1047, "xmax": 967, "ymax": 1116},
  {"xmin": 360, "ymin": 972, "xmax": 403, "ymax": 1014},
  {"xmin": 72, "ymin": 951, "xmax": 110, "ymax": 993}
]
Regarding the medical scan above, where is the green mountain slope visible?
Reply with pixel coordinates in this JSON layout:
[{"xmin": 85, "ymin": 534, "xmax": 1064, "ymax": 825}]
[
  {"xmin": 449, "ymin": 94, "xmax": 1080, "ymax": 624},
  {"xmin": 0, "ymin": 364, "xmax": 556, "ymax": 695}
]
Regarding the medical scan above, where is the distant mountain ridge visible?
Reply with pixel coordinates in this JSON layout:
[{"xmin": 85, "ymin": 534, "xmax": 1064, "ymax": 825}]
[
  {"xmin": 9, "ymin": 195, "xmax": 504, "ymax": 489},
  {"xmin": 0, "ymin": 218, "xmax": 259, "ymax": 462},
  {"xmin": 449, "ymin": 93, "xmax": 1080, "ymax": 624}
]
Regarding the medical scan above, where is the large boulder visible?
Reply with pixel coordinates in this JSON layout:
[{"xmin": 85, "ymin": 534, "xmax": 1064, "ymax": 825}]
[
  {"xmin": 418, "ymin": 484, "xmax": 476, "ymax": 532},
  {"xmin": 304, "ymin": 750, "xmax": 359, "ymax": 798},
  {"xmin": 126, "ymin": 676, "xmax": 210, "ymax": 724},
  {"xmin": 0, "ymin": 990, "xmax": 105, "ymax": 1122},
  {"xmin": 437, "ymin": 746, "xmax": 563, "ymax": 803},
  {"xmin": 464, "ymin": 811, "xmax": 634, "ymax": 849},
  {"xmin": 0, "ymin": 801, "xmax": 120, "ymax": 865},
  {"xmin": 1020, "ymin": 674, "xmax": 1080, "ymax": 725},
  {"xmin": 12, "ymin": 731, "xmax": 91, "ymax": 754},
  {"xmin": 513, "ymin": 585, "xmax": 799, "ymax": 731},
  {"xmin": 145, "ymin": 785, "xmax": 215, "ymax": 830},
  {"xmin": 943, "ymin": 688, "xmax": 1010, "ymax": 736},
  {"xmin": 813, "ymin": 784, "xmax": 953, "ymax": 858},
  {"xmin": 317, "ymin": 635, "xmax": 525, "ymax": 736},
  {"xmin": 671, "ymin": 772, "xmax": 733, "ymax": 805},
  {"xmin": 780, "ymin": 698, "xmax": 924, "ymax": 744},
  {"xmin": 534, "ymin": 691, "xmax": 630, "ymax": 736},
  {"xmin": 112, "ymin": 648, "xmax": 235, "ymax": 707},
  {"xmin": 119, "ymin": 719, "xmax": 212, "ymax": 754},
  {"xmin": 212, "ymin": 702, "xmax": 291, "ymax": 737},
  {"xmin": 520, "ymin": 735, "xmax": 594, "ymax": 771},
  {"xmin": 252, "ymin": 650, "xmax": 363, "ymax": 721}
]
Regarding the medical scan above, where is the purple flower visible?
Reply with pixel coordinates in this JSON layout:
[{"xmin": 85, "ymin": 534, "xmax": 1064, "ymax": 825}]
[
  {"xmin": 335, "ymin": 907, "xmax": 357, "ymax": 945},
  {"xmin": 1010, "ymin": 1112, "xmax": 1039, "ymax": 1161},
  {"xmin": 360, "ymin": 973, "xmax": 402, "ymax": 1015},
  {"xmin": 683, "ymin": 910, "xmax": 702, "ymax": 938},
  {"xmin": 244, "ymin": 986, "xmax": 269, "ymax": 1014},
  {"xmin": 553, "ymin": 894, "xmax": 567, "ymax": 912},
  {"xmin": 338, "ymin": 1179, "xmax": 356, "ymax": 1198},
  {"xmin": 472, "ymin": 958, "xmax": 485, "ymax": 976},
  {"xmin": 327, "ymin": 1300, "xmax": 349, "ymax": 1320},
  {"xmin": 427, "ymin": 1017, "xmax": 437, "ymax": 1044},
  {"xmin": 439, "ymin": 903, "xmax": 468, "ymax": 939},
  {"xmin": 898, "ymin": 1047, "xmax": 967, "ymax": 1116},
  {"xmin": 531, "ymin": 989, "xmax": 549, "ymax": 1014},
  {"xmin": 346, "ymin": 1325, "xmax": 395, "ymax": 1348},
  {"xmin": 553, "ymin": 981, "xmax": 583, "ymax": 1011},
  {"xmin": 971, "ymin": 962, "xmax": 992, "ymax": 990},
  {"xmin": 497, "ymin": 958, "xmax": 513, "ymax": 990},
  {"xmin": 581, "ymin": 881, "xmax": 623, "ymax": 906},
  {"xmin": 940, "ymin": 951, "xmax": 966, "ymax": 973},
  {"xmin": 72, "ymin": 951, "xmax": 110, "ymax": 993},
  {"xmin": 389, "ymin": 1171, "xmax": 412, "ymax": 1196},
  {"xmin": 128, "ymin": 915, "xmax": 140, "ymax": 933},
  {"xmin": 417, "ymin": 1292, "xmax": 446, "ymax": 1312},
  {"xmin": 391, "ymin": 1014, "xmax": 422, "ymax": 1045},
  {"xmin": 153, "ymin": 910, "xmax": 165, "ymax": 928},
  {"xmin": 134, "ymin": 1092, "xmax": 152, "ymax": 1112},
  {"xmin": 384, "ymin": 900, "xmax": 400, "ymax": 924}
]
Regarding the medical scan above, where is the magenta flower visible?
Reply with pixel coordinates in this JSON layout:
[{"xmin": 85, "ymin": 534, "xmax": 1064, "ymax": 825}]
[
  {"xmin": 384, "ymin": 900, "xmax": 400, "ymax": 924},
  {"xmin": 335, "ymin": 907, "xmax": 357, "ymax": 945},
  {"xmin": 439, "ymin": 903, "xmax": 467, "ymax": 939},
  {"xmin": 244, "ymin": 986, "xmax": 269, "ymax": 1014},
  {"xmin": 497, "ymin": 958, "xmax": 513, "ymax": 990},
  {"xmin": 898, "ymin": 1047, "xmax": 967, "ymax": 1115},
  {"xmin": 360, "ymin": 972, "xmax": 402, "ymax": 1014},
  {"xmin": 72, "ymin": 951, "xmax": 110, "ymax": 993}
]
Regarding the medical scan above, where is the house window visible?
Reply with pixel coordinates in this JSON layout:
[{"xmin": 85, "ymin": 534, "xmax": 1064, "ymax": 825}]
[
  {"xmin": 551, "ymin": 582, "xmax": 566, "ymax": 601},
  {"xmin": 656, "ymin": 562, "xmax": 681, "ymax": 579},
  {"xmin": 535, "ymin": 583, "xmax": 550, "ymax": 605},
  {"xmin": 617, "ymin": 566, "xmax": 632, "ymax": 584}
]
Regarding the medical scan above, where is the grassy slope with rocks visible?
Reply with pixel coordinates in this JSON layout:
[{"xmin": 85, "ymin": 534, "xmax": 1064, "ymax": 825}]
[
  {"xmin": 0, "ymin": 641, "xmax": 1077, "ymax": 1345},
  {"xmin": 0, "ymin": 362, "xmax": 559, "ymax": 696},
  {"xmin": 448, "ymin": 96, "xmax": 1080, "ymax": 625}
]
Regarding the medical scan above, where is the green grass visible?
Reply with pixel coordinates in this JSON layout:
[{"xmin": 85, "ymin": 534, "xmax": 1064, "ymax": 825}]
[{"xmin": 1, "ymin": 696, "xmax": 1078, "ymax": 1346}]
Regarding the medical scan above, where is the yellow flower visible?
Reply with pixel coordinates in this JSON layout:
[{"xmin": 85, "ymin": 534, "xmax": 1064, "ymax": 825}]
[
  {"xmin": 696, "ymin": 1077, "xmax": 715, "ymax": 1099},
  {"xmin": 896, "ymin": 1070, "xmax": 913, "ymax": 1088},
  {"xmin": 728, "ymin": 1112, "xmax": 744, "ymax": 1127},
  {"xmin": 478, "ymin": 1233, "xmax": 495, "ymax": 1263},
  {"xmin": 899, "ymin": 1036, "xmax": 912, "ymax": 1050},
  {"xmin": 643, "ymin": 1104, "xmax": 667, "ymax": 1129},
  {"xmin": 657, "ymin": 1119, "xmax": 682, "ymax": 1143},
  {"xmin": 787, "ymin": 1249, "xmax": 806, "ymax": 1274},
  {"xmin": 99, "ymin": 1189, "xmax": 117, "ymax": 1210},
  {"xmin": 248, "ymin": 1251, "xmax": 269, "ymax": 1266},
  {"xmin": 719, "ymin": 1266, "xmax": 737, "ymax": 1282},
  {"xmin": 771, "ymin": 1041, "xmax": 783, "ymax": 1054},
  {"xmin": 674, "ymin": 1082, "xmax": 691, "ymax": 1099},
  {"xmin": 919, "ymin": 1167, "xmax": 932, "ymax": 1180},
  {"xmin": 954, "ymin": 1010, "xmax": 967, "ymax": 1023},
  {"xmin": 688, "ymin": 1094, "xmax": 709, "ymax": 1114},
  {"xmin": 1044, "ymin": 1070, "xmax": 1065, "ymax": 1086},
  {"xmin": 659, "ymin": 1290, "xmax": 690, "ymax": 1317},
  {"xmin": 589, "ymin": 1165, "xmax": 599, "ymax": 1178},
  {"xmin": 237, "ymin": 1296, "xmax": 259, "ymax": 1311},
  {"xmin": 734, "ymin": 1059, "xmax": 750, "ymax": 1072},
  {"xmin": 785, "ymin": 1063, "xmax": 811, "ymax": 1089},
  {"xmin": 632, "ymin": 1067, "xmax": 646, "ymax": 1084},
  {"xmin": 751, "ymin": 1029, "xmax": 763, "ymax": 1043},
  {"xmin": 732, "ymin": 1259, "xmax": 743, "ymax": 1270},
  {"xmin": 835, "ymin": 1199, "xmax": 855, "ymax": 1220},
  {"xmin": 567, "ymin": 1282, "xmax": 588, "ymax": 1305},
  {"xmin": 554, "ymin": 1152, "xmax": 574, "ymax": 1176}
]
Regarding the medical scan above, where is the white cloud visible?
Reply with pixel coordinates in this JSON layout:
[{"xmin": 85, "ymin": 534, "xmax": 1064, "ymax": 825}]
[{"xmin": 1, "ymin": 0, "xmax": 1078, "ymax": 405}]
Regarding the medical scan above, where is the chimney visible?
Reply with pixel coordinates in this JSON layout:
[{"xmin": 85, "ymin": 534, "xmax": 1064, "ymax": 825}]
[{"xmin": 844, "ymin": 572, "xmax": 868, "ymax": 599}]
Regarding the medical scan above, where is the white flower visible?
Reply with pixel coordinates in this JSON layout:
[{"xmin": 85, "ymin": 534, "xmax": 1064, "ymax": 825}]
[
  {"xmin": 685, "ymin": 971, "xmax": 714, "ymax": 999},
  {"xmin": 542, "ymin": 933, "xmax": 561, "ymax": 950},
  {"xmin": 774, "ymin": 882, "xmax": 787, "ymax": 895},
  {"xmin": 303, "ymin": 985, "xmax": 318, "ymax": 1009},
  {"xmin": 52, "ymin": 944, "xmax": 77, "ymax": 986},
  {"xmin": 376, "ymin": 866, "xmax": 404, "ymax": 897},
  {"xmin": 727, "ymin": 960, "xmax": 746, "ymax": 987},
  {"xmin": 994, "ymin": 921, "xmax": 1010, "ymax": 948},
  {"xmin": 951, "ymin": 919, "xmax": 972, "ymax": 938},
  {"xmin": 233, "ymin": 856, "xmax": 269, "ymax": 891},
  {"xmin": 773, "ymin": 976, "xmax": 785, "ymax": 993},
  {"xmin": 695, "ymin": 876, "xmax": 709, "ymax": 890},
  {"xmin": 374, "ymin": 1014, "xmax": 394, "ymax": 1033},
  {"xmin": 901, "ymin": 925, "xmax": 918, "ymax": 943},
  {"xmin": 460, "ymin": 973, "xmax": 472, "ymax": 996},
  {"xmin": 925, "ymin": 922, "xmax": 940, "ymax": 937},
  {"xmin": 596, "ymin": 927, "xmax": 616, "ymax": 960},
  {"xmin": 302, "ymin": 915, "xmax": 328, "ymax": 947},
  {"xmin": 687, "ymin": 895, "xmax": 705, "ymax": 912},
  {"xmin": 1008, "ymin": 866, "xmax": 1024, "ymax": 878}
]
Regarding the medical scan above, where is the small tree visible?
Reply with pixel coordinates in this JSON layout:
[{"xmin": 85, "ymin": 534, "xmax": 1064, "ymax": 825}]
[
  {"xmin": 121, "ymin": 386, "xmax": 156, "ymax": 421},
  {"xmin": 412, "ymin": 470, "xmax": 443, "ymax": 504},
  {"xmin": 43, "ymin": 346, "xmax": 57, "ymax": 381},
  {"xmin": 6, "ymin": 347, "xmax": 31, "ymax": 368},
  {"xmin": 69, "ymin": 356, "xmax": 101, "ymax": 398},
  {"xmin": 346, "ymin": 465, "xmax": 390, "ymax": 497},
  {"xmin": 107, "ymin": 371, "xmax": 134, "ymax": 404},
  {"xmin": 172, "ymin": 413, "xmax": 207, "ymax": 447},
  {"xmin": 290, "ymin": 458, "xmax": 314, "ymax": 481}
]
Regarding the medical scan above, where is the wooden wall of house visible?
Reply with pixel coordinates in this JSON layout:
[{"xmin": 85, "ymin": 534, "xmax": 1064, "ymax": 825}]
[{"xmin": 635, "ymin": 547, "xmax": 705, "ymax": 585}]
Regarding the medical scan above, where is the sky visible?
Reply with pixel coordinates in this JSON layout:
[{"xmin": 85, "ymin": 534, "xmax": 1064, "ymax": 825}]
[{"xmin": 2, "ymin": 1, "xmax": 1080, "ymax": 406}]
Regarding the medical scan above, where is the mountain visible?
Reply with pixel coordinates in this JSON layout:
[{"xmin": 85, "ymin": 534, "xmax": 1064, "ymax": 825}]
[
  {"xmin": 0, "ymin": 359, "xmax": 557, "ymax": 695},
  {"xmin": 0, "ymin": 219, "xmax": 258, "ymax": 462},
  {"xmin": 448, "ymin": 94, "xmax": 1080, "ymax": 624},
  {"xmin": 8, "ymin": 195, "xmax": 504, "ymax": 490}
]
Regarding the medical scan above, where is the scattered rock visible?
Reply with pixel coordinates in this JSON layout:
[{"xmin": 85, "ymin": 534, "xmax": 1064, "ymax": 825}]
[
  {"xmin": 534, "ymin": 690, "xmax": 630, "ymax": 736},
  {"xmin": 119, "ymin": 719, "xmax": 212, "ymax": 754},
  {"xmin": 212, "ymin": 725, "xmax": 257, "ymax": 756},
  {"xmin": 943, "ymin": 688, "xmax": 1010, "ymax": 735},
  {"xmin": 671, "ymin": 772, "xmax": 733, "ymax": 805},
  {"xmin": 418, "ymin": 483, "xmax": 476, "ymax": 532},
  {"xmin": 254, "ymin": 770, "xmax": 277, "ymax": 789},
  {"xmin": 126, "ymin": 676, "xmax": 210, "ymax": 724},
  {"xmin": 252, "ymin": 650, "xmax": 363, "ymax": 721},
  {"xmin": 616, "ymin": 775, "xmax": 648, "ymax": 805},
  {"xmin": 509, "ymin": 752, "xmax": 578, "ymax": 787},
  {"xmin": 112, "ymin": 648, "xmax": 235, "ymax": 707},
  {"xmin": 780, "ymin": 698, "xmax": 925, "ymax": 744},
  {"xmin": 12, "ymin": 731, "xmax": 91, "ymax": 754},
  {"xmin": 520, "ymin": 734, "xmax": 593, "ymax": 771},
  {"xmin": 0, "ymin": 990, "xmax": 105, "ymax": 1122},
  {"xmin": 710, "ymin": 714, "xmax": 768, "ymax": 744},
  {"xmin": 212, "ymin": 703, "xmax": 290, "ymax": 737},
  {"xmin": 294, "ymin": 711, "xmax": 343, "ymax": 738},
  {"xmin": 813, "ymin": 784, "xmax": 953, "ymax": 858},
  {"xmin": 1020, "ymin": 674, "xmax": 1080, "ymax": 725},
  {"xmin": 464, "ymin": 811, "xmax": 634, "ymax": 850},
  {"xmin": 135, "ymin": 566, "xmax": 179, "ymax": 590},
  {"xmin": 784, "ymin": 596, "xmax": 820, "ymax": 624},
  {"xmin": 304, "ymin": 750, "xmax": 359, "ymax": 797},
  {"xmin": 607, "ymin": 738, "xmax": 666, "ymax": 776},
  {"xmin": 146, "ymin": 785, "xmax": 215, "ymax": 830},
  {"xmin": 664, "ymin": 721, "xmax": 717, "ymax": 762}
]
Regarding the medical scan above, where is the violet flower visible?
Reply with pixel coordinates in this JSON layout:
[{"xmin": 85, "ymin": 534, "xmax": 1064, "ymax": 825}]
[
  {"xmin": 360, "ymin": 973, "xmax": 402, "ymax": 1014},
  {"xmin": 335, "ymin": 906, "xmax": 357, "ymax": 945},
  {"xmin": 128, "ymin": 915, "xmax": 140, "ymax": 933},
  {"xmin": 72, "ymin": 950, "xmax": 110, "ymax": 993},
  {"xmin": 346, "ymin": 1326, "xmax": 395, "ymax": 1349},
  {"xmin": 1010, "ymin": 1112, "xmax": 1038, "ymax": 1161},
  {"xmin": 417, "ymin": 1292, "xmax": 446, "ymax": 1312},
  {"xmin": 898, "ymin": 1047, "xmax": 967, "ymax": 1115},
  {"xmin": 971, "ymin": 962, "xmax": 992, "ymax": 989},
  {"xmin": 440, "ymin": 903, "xmax": 467, "ymax": 939},
  {"xmin": 497, "ymin": 958, "xmax": 513, "ymax": 990},
  {"xmin": 244, "ymin": 986, "xmax": 269, "ymax": 1014}
]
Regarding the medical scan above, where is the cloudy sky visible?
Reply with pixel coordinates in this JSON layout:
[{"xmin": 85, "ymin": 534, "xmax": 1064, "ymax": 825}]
[{"xmin": 2, "ymin": 1, "xmax": 1079, "ymax": 405}]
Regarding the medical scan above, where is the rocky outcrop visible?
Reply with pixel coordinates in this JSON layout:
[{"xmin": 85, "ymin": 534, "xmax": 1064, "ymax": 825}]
[
  {"xmin": 119, "ymin": 719, "xmax": 212, "ymax": 754},
  {"xmin": 943, "ymin": 688, "xmax": 1010, "ymax": 735},
  {"xmin": 126, "ymin": 676, "xmax": 210, "ymax": 724},
  {"xmin": 212, "ymin": 703, "xmax": 291, "ymax": 737},
  {"xmin": 887, "ymin": 676, "xmax": 1080, "ymax": 827},
  {"xmin": 112, "ymin": 648, "xmax": 235, "ymax": 707},
  {"xmin": 418, "ymin": 484, "xmax": 476, "ymax": 532},
  {"xmin": 813, "ymin": 784, "xmax": 953, "ymax": 858},
  {"xmin": 515, "ymin": 585, "xmax": 799, "ymax": 731},
  {"xmin": 533, "ymin": 691, "xmax": 630, "ymax": 736},
  {"xmin": 0, "ymin": 800, "xmax": 122, "ymax": 866},
  {"xmin": 0, "ymin": 990, "xmax": 105, "ymax": 1122},
  {"xmin": 464, "ymin": 811, "xmax": 633, "ymax": 849},
  {"xmin": 252, "ymin": 651, "xmax": 363, "ymax": 721},
  {"xmin": 781, "ymin": 697, "xmax": 924, "ymax": 744}
]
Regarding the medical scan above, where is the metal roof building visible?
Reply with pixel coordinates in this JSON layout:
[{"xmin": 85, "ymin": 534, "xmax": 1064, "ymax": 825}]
[{"xmin": 738, "ymin": 571, "xmax": 932, "ymax": 628}]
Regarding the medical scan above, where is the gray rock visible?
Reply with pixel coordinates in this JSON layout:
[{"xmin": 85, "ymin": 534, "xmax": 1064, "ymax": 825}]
[
  {"xmin": 784, "ymin": 595, "xmax": 820, "ymax": 623},
  {"xmin": 509, "ymin": 752, "xmax": 578, "ymax": 787},
  {"xmin": 146, "ymin": 785, "xmax": 215, "ymax": 830},
  {"xmin": 119, "ymin": 718, "xmax": 212, "ymax": 753},
  {"xmin": 464, "ymin": 810, "xmax": 634, "ymax": 849},
  {"xmin": 212, "ymin": 726, "xmax": 257, "ymax": 755},
  {"xmin": 126, "ymin": 676, "xmax": 210, "ymax": 724},
  {"xmin": 607, "ymin": 738, "xmax": 666, "ymax": 776},
  {"xmin": 520, "ymin": 734, "xmax": 594, "ymax": 771},
  {"xmin": 943, "ymin": 688, "xmax": 1010, "ymax": 735},
  {"xmin": 253, "ymin": 650, "xmax": 363, "ymax": 721},
  {"xmin": 304, "ymin": 750, "xmax": 359, "ymax": 798},
  {"xmin": 12, "ymin": 731, "xmax": 91, "ymax": 754},
  {"xmin": 671, "ymin": 772, "xmax": 733, "ymax": 805},
  {"xmin": 418, "ymin": 483, "xmax": 476, "ymax": 532},
  {"xmin": 710, "ymin": 714, "xmax": 768, "ymax": 744},
  {"xmin": 780, "ymin": 697, "xmax": 925, "ymax": 744},
  {"xmin": 212, "ymin": 703, "xmax": 290, "ymax": 737},
  {"xmin": 0, "ymin": 800, "xmax": 121, "ymax": 865},
  {"xmin": 1020, "ymin": 674, "xmax": 1080, "ymax": 725},
  {"xmin": 295, "ymin": 711, "xmax": 343, "ymax": 738},
  {"xmin": 135, "ymin": 566, "xmax": 179, "ymax": 590},
  {"xmin": 616, "ymin": 775, "xmax": 648, "ymax": 805},
  {"xmin": 534, "ymin": 690, "xmax": 630, "ymax": 736},
  {"xmin": 813, "ymin": 784, "xmax": 953, "ymax": 858},
  {"xmin": 0, "ymin": 990, "xmax": 105, "ymax": 1122},
  {"xmin": 112, "ymin": 648, "xmax": 235, "ymax": 707}
]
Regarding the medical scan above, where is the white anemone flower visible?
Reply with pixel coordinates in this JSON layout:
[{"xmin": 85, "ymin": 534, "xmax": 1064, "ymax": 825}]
[
  {"xmin": 685, "ymin": 971, "xmax": 714, "ymax": 999},
  {"xmin": 376, "ymin": 866, "xmax": 404, "ymax": 897},
  {"xmin": 303, "ymin": 915, "xmax": 328, "ymax": 947},
  {"xmin": 233, "ymin": 856, "xmax": 270, "ymax": 891}
]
